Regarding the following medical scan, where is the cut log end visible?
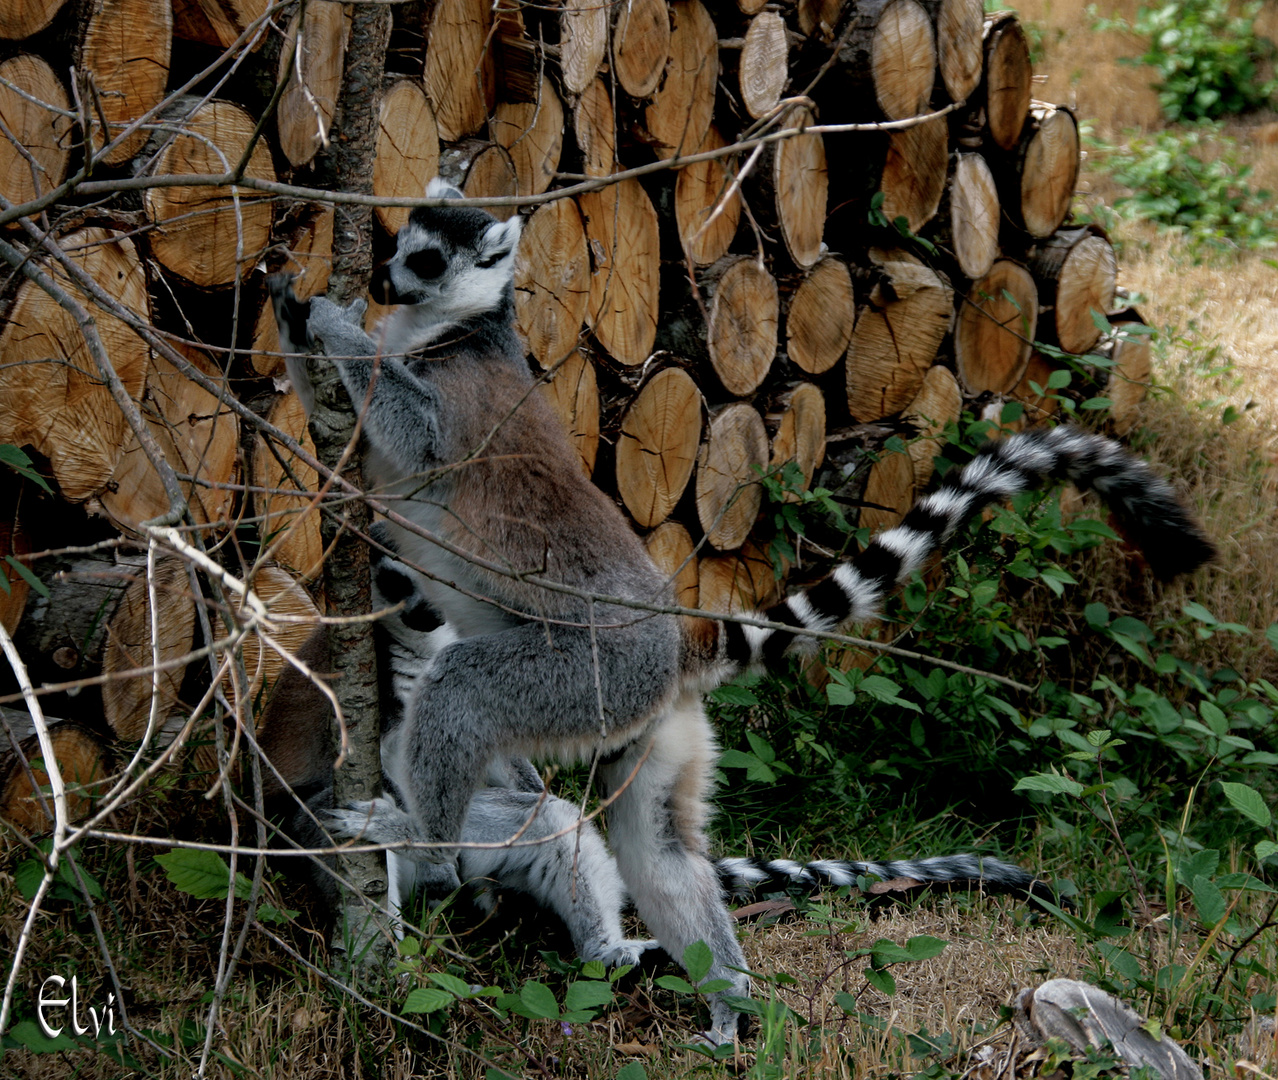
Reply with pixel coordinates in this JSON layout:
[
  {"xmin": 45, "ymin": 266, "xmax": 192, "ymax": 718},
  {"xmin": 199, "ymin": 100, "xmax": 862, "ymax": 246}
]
[
  {"xmin": 0, "ymin": 55, "xmax": 71, "ymax": 203},
  {"xmin": 375, "ymin": 80, "xmax": 440, "ymax": 235},
  {"xmin": 1020, "ymin": 106, "xmax": 1080, "ymax": 239},
  {"xmin": 616, "ymin": 367, "xmax": 702, "ymax": 529},
  {"xmin": 954, "ymin": 258, "xmax": 1037, "ymax": 395},
  {"xmin": 787, "ymin": 256, "xmax": 856, "ymax": 376},
  {"xmin": 580, "ymin": 179, "xmax": 660, "ymax": 366},
  {"xmin": 873, "ymin": 0, "xmax": 938, "ymax": 120},
  {"xmin": 515, "ymin": 197, "xmax": 590, "ymax": 369},
  {"xmin": 538, "ymin": 350, "xmax": 601, "ymax": 478},
  {"xmin": 708, "ymin": 257, "xmax": 779, "ymax": 397},
  {"xmin": 696, "ymin": 403, "xmax": 768, "ymax": 551}
]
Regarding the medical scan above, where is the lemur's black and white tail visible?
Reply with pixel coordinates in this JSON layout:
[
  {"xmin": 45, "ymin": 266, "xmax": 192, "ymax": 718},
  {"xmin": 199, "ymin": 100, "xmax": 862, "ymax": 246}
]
[
  {"xmin": 721, "ymin": 426, "xmax": 1215, "ymax": 671},
  {"xmin": 716, "ymin": 852, "xmax": 1055, "ymax": 901}
]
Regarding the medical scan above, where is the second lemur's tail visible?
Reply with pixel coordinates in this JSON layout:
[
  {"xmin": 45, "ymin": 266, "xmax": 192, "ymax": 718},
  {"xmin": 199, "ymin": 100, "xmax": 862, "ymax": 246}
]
[
  {"xmin": 716, "ymin": 852, "xmax": 1056, "ymax": 901},
  {"xmin": 716, "ymin": 426, "xmax": 1215, "ymax": 672}
]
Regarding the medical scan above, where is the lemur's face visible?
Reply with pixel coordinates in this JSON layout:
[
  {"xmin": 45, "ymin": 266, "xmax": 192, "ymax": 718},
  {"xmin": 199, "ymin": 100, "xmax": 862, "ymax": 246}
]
[{"xmin": 370, "ymin": 178, "xmax": 522, "ymax": 324}]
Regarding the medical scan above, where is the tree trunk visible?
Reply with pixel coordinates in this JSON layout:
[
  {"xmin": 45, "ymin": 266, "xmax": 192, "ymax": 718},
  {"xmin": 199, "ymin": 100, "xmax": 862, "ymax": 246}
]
[
  {"xmin": 981, "ymin": 11, "xmax": 1032, "ymax": 151},
  {"xmin": 846, "ymin": 250, "xmax": 953, "ymax": 421},
  {"xmin": 0, "ymin": 228, "xmax": 150, "ymax": 502},
  {"xmin": 137, "ymin": 98, "xmax": 277, "ymax": 289},
  {"xmin": 579, "ymin": 178, "xmax": 661, "ymax": 366},
  {"xmin": 373, "ymin": 79, "xmax": 440, "ymax": 235},
  {"xmin": 954, "ymin": 257, "xmax": 1037, "ymax": 394},
  {"xmin": 514, "ymin": 196, "xmax": 591, "ymax": 369},
  {"xmin": 462, "ymin": 143, "xmax": 519, "ymax": 221},
  {"xmin": 1025, "ymin": 225, "xmax": 1116, "ymax": 355},
  {"xmin": 615, "ymin": 365, "xmax": 702, "ymax": 529},
  {"xmin": 1105, "ymin": 320, "xmax": 1153, "ymax": 436},
  {"xmin": 0, "ymin": 54, "xmax": 72, "ymax": 204},
  {"xmin": 785, "ymin": 255, "xmax": 857, "ymax": 376},
  {"xmin": 696, "ymin": 402, "xmax": 768, "ymax": 551}
]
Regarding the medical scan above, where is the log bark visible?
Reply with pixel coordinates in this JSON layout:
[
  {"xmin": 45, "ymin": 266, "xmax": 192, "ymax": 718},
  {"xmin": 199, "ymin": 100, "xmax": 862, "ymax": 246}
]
[
  {"xmin": 954, "ymin": 257, "xmax": 1037, "ymax": 394},
  {"xmin": 579, "ymin": 178, "xmax": 661, "ymax": 366},
  {"xmin": 0, "ymin": 722, "xmax": 109, "ymax": 832},
  {"xmin": 766, "ymin": 382, "xmax": 827, "ymax": 498},
  {"xmin": 673, "ymin": 126, "xmax": 740, "ymax": 267},
  {"xmin": 275, "ymin": 0, "xmax": 347, "ymax": 168},
  {"xmin": 696, "ymin": 402, "xmax": 768, "ymax": 551},
  {"xmin": 902, "ymin": 363, "xmax": 961, "ymax": 486},
  {"xmin": 100, "ymin": 344, "xmax": 240, "ymax": 533},
  {"xmin": 644, "ymin": 520, "xmax": 698, "ymax": 609},
  {"xmin": 616, "ymin": 365, "xmax": 702, "ymax": 529},
  {"xmin": 739, "ymin": 10, "xmax": 788, "ymax": 121},
  {"xmin": 560, "ymin": 0, "xmax": 609, "ymax": 95},
  {"xmin": 101, "ymin": 554, "xmax": 196, "ymax": 740},
  {"xmin": 0, "ymin": 228, "xmax": 149, "ymax": 502},
  {"xmin": 938, "ymin": 151, "xmax": 1000, "ymax": 281},
  {"xmin": 514, "ymin": 196, "xmax": 590, "ymax": 369},
  {"xmin": 0, "ymin": 53, "xmax": 71, "ymax": 208},
  {"xmin": 921, "ymin": 0, "xmax": 983, "ymax": 103},
  {"xmin": 860, "ymin": 443, "xmax": 916, "ymax": 534},
  {"xmin": 537, "ymin": 348, "xmax": 601, "ymax": 477},
  {"xmin": 423, "ymin": 0, "xmax": 494, "ymax": 141},
  {"xmin": 250, "ymin": 392, "xmax": 325, "ymax": 582},
  {"xmin": 831, "ymin": 0, "xmax": 937, "ymax": 121},
  {"xmin": 612, "ymin": 0, "xmax": 670, "ymax": 100},
  {"xmin": 373, "ymin": 80, "xmax": 439, "ymax": 236},
  {"xmin": 491, "ymin": 75, "xmax": 565, "ymax": 197},
  {"xmin": 785, "ymin": 256, "xmax": 857, "ymax": 376},
  {"xmin": 14, "ymin": 552, "xmax": 143, "ymax": 686},
  {"xmin": 1026, "ymin": 226, "xmax": 1116, "ymax": 355},
  {"xmin": 251, "ymin": 205, "xmax": 335, "ymax": 375},
  {"xmin": 1002, "ymin": 103, "xmax": 1079, "ymax": 239},
  {"xmin": 880, "ymin": 113, "xmax": 949, "ymax": 234},
  {"xmin": 1105, "ymin": 322, "xmax": 1152, "ymax": 436},
  {"xmin": 981, "ymin": 11, "xmax": 1032, "ymax": 151},
  {"xmin": 138, "ymin": 98, "xmax": 276, "ymax": 288},
  {"xmin": 463, "ymin": 143, "xmax": 518, "ymax": 221},
  {"xmin": 846, "ymin": 250, "xmax": 953, "ymax": 421},
  {"xmin": 572, "ymin": 77, "xmax": 617, "ymax": 178},
  {"xmin": 171, "ymin": 0, "xmax": 266, "ymax": 49},
  {"xmin": 754, "ymin": 104, "xmax": 828, "ymax": 269},
  {"xmin": 644, "ymin": 0, "xmax": 717, "ymax": 160},
  {"xmin": 0, "ymin": 0, "xmax": 66, "ymax": 37}
]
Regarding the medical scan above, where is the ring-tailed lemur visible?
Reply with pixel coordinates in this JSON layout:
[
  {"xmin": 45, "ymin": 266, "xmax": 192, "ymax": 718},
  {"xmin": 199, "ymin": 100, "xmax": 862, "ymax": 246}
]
[
  {"xmin": 269, "ymin": 178, "xmax": 1214, "ymax": 1042},
  {"xmin": 262, "ymin": 544, "xmax": 1053, "ymax": 969}
]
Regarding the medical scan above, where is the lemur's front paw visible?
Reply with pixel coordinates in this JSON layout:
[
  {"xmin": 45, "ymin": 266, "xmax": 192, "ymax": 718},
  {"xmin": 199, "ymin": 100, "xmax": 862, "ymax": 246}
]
[
  {"xmin": 599, "ymin": 939, "xmax": 660, "ymax": 969},
  {"xmin": 267, "ymin": 273, "xmax": 310, "ymax": 347},
  {"xmin": 309, "ymin": 295, "xmax": 368, "ymax": 329},
  {"xmin": 326, "ymin": 798, "xmax": 402, "ymax": 844}
]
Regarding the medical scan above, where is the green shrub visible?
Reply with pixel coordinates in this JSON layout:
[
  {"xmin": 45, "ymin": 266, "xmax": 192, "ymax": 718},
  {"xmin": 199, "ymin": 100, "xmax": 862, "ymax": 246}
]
[
  {"xmin": 1094, "ymin": 125, "xmax": 1278, "ymax": 252},
  {"xmin": 1097, "ymin": 0, "xmax": 1276, "ymax": 122}
]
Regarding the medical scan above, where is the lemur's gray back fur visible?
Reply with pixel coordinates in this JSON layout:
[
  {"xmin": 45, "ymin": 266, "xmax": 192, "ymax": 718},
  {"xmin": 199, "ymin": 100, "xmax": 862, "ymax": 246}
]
[{"xmin": 269, "ymin": 179, "xmax": 1213, "ymax": 1043}]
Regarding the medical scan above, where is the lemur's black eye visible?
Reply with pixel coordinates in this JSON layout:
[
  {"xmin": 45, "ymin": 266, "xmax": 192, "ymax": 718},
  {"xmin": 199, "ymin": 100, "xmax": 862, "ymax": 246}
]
[{"xmin": 405, "ymin": 248, "xmax": 446, "ymax": 281}]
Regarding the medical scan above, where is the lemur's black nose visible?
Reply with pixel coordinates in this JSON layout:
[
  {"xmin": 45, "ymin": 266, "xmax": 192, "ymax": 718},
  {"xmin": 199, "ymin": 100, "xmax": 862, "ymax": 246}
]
[{"xmin": 370, "ymin": 263, "xmax": 396, "ymax": 305}]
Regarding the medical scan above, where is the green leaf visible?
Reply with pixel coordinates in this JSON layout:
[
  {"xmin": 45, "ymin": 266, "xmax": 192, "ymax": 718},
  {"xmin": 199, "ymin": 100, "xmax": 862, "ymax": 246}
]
[
  {"xmin": 7, "ymin": 1018, "xmax": 80, "ymax": 1052},
  {"xmin": 402, "ymin": 987, "xmax": 455, "ymax": 1014},
  {"xmin": 869, "ymin": 940, "xmax": 915, "ymax": 965},
  {"xmin": 1013, "ymin": 772, "xmax": 1085, "ymax": 797},
  {"xmin": 1084, "ymin": 602, "xmax": 1110, "ymax": 628},
  {"xmin": 833, "ymin": 991, "xmax": 858, "ymax": 1015},
  {"xmin": 581, "ymin": 960, "xmax": 606, "ymax": 980},
  {"xmin": 154, "ymin": 849, "xmax": 234, "ymax": 900},
  {"xmin": 654, "ymin": 975, "xmax": 696, "ymax": 994},
  {"xmin": 1183, "ymin": 601, "xmax": 1217, "ymax": 625},
  {"xmin": 711, "ymin": 684, "xmax": 758, "ymax": 707},
  {"xmin": 427, "ymin": 972, "xmax": 474, "ymax": 998},
  {"xmin": 683, "ymin": 939, "xmax": 713, "ymax": 983},
  {"xmin": 1191, "ymin": 875, "xmax": 1227, "ymax": 929},
  {"xmin": 1046, "ymin": 368, "xmax": 1073, "ymax": 390},
  {"xmin": 518, "ymin": 981, "xmax": 560, "ymax": 1020},
  {"xmin": 1256, "ymin": 841, "xmax": 1278, "ymax": 861},
  {"xmin": 864, "ymin": 967, "xmax": 896, "ymax": 996},
  {"xmin": 1266, "ymin": 624, "xmax": 1278, "ymax": 652},
  {"xmin": 826, "ymin": 682, "xmax": 856, "ymax": 706},
  {"xmin": 1221, "ymin": 782, "xmax": 1271, "ymax": 828},
  {"xmin": 4, "ymin": 556, "xmax": 49, "ymax": 599},
  {"xmin": 14, "ymin": 859, "xmax": 45, "ymax": 900},
  {"xmin": 744, "ymin": 731, "xmax": 775, "ymax": 765},
  {"xmin": 616, "ymin": 1064, "xmax": 648, "ymax": 1080},
  {"xmin": 398, "ymin": 936, "xmax": 421, "ymax": 957},
  {"xmin": 563, "ymin": 980, "xmax": 613, "ymax": 1014},
  {"xmin": 904, "ymin": 935, "xmax": 947, "ymax": 961}
]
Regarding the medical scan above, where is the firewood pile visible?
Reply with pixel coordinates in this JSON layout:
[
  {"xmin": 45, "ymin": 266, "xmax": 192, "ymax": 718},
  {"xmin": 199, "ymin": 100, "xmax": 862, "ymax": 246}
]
[{"xmin": 0, "ymin": 0, "xmax": 1154, "ymax": 811}]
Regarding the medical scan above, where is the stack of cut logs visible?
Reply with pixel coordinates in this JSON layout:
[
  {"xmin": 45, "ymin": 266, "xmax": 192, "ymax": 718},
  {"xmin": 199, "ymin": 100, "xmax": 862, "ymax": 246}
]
[{"xmin": 0, "ymin": 0, "xmax": 1154, "ymax": 818}]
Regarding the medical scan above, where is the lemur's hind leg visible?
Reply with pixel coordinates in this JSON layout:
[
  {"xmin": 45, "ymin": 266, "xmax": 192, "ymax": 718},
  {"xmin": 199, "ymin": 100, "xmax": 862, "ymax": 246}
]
[
  {"xmin": 599, "ymin": 694, "xmax": 750, "ymax": 1045},
  {"xmin": 387, "ymin": 615, "xmax": 682, "ymax": 898},
  {"xmin": 461, "ymin": 789, "xmax": 658, "ymax": 967}
]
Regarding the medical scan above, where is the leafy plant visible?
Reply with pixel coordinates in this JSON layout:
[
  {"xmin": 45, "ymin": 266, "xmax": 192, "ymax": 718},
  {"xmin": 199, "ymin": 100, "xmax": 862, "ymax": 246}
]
[
  {"xmin": 1093, "ymin": 125, "xmax": 1278, "ymax": 252},
  {"xmin": 1095, "ymin": 0, "xmax": 1276, "ymax": 121}
]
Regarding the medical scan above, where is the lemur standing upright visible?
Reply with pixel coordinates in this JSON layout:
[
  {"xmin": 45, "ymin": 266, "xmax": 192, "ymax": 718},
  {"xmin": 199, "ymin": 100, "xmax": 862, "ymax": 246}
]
[{"xmin": 270, "ymin": 179, "xmax": 1214, "ymax": 1043}]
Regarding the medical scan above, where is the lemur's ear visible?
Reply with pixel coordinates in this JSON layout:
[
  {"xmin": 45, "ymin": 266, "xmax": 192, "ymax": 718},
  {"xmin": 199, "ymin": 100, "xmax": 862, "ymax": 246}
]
[
  {"xmin": 478, "ymin": 217, "xmax": 522, "ymax": 264},
  {"xmin": 426, "ymin": 177, "xmax": 464, "ymax": 200}
]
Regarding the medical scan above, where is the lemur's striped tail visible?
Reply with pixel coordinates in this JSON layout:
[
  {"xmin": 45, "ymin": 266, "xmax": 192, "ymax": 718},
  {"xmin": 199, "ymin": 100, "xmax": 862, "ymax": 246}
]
[
  {"xmin": 720, "ymin": 426, "xmax": 1215, "ymax": 670},
  {"xmin": 716, "ymin": 852, "xmax": 1056, "ymax": 901}
]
